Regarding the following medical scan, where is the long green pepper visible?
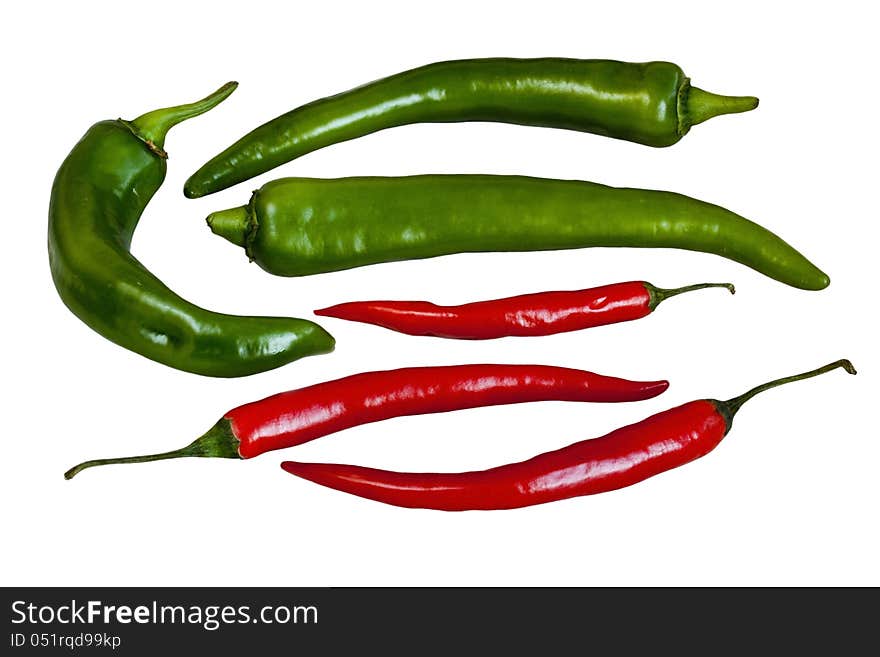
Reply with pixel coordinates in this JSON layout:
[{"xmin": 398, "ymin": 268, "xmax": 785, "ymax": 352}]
[
  {"xmin": 207, "ymin": 175, "xmax": 829, "ymax": 290},
  {"xmin": 48, "ymin": 83, "xmax": 335, "ymax": 377},
  {"xmin": 185, "ymin": 58, "xmax": 758, "ymax": 198}
]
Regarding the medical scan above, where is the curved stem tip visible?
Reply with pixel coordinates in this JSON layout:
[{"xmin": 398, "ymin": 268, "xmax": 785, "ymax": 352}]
[
  {"xmin": 63, "ymin": 419, "xmax": 240, "ymax": 480},
  {"xmin": 129, "ymin": 81, "xmax": 238, "ymax": 152},
  {"xmin": 714, "ymin": 359, "xmax": 856, "ymax": 431},
  {"xmin": 646, "ymin": 282, "xmax": 735, "ymax": 311}
]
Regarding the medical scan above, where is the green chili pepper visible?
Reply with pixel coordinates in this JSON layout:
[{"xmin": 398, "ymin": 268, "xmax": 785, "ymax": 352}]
[
  {"xmin": 206, "ymin": 175, "xmax": 829, "ymax": 290},
  {"xmin": 48, "ymin": 83, "xmax": 335, "ymax": 377},
  {"xmin": 184, "ymin": 58, "xmax": 758, "ymax": 198}
]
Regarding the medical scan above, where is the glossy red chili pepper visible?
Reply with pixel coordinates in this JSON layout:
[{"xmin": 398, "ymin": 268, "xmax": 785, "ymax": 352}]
[
  {"xmin": 281, "ymin": 360, "xmax": 855, "ymax": 510},
  {"xmin": 64, "ymin": 364, "xmax": 668, "ymax": 478},
  {"xmin": 315, "ymin": 281, "xmax": 734, "ymax": 339}
]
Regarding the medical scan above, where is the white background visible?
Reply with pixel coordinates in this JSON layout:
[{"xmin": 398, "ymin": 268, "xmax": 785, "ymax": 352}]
[{"xmin": 2, "ymin": 0, "xmax": 876, "ymax": 586}]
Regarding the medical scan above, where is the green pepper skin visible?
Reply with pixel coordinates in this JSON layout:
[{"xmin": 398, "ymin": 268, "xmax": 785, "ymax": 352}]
[
  {"xmin": 48, "ymin": 88, "xmax": 335, "ymax": 377},
  {"xmin": 185, "ymin": 59, "xmax": 758, "ymax": 198},
  {"xmin": 207, "ymin": 175, "xmax": 829, "ymax": 290}
]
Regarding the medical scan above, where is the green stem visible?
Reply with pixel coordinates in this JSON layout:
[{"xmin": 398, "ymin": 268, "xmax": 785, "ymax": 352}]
[
  {"xmin": 64, "ymin": 419, "xmax": 241, "ymax": 480},
  {"xmin": 126, "ymin": 81, "xmax": 238, "ymax": 155},
  {"xmin": 714, "ymin": 359, "xmax": 857, "ymax": 432},
  {"xmin": 646, "ymin": 281, "xmax": 735, "ymax": 312},
  {"xmin": 686, "ymin": 85, "xmax": 759, "ymax": 127},
  {"xmin": 678, "ymin": 84, "xmax": 759, "ymax": 137},
  {"xmin": 207, "ymin": 205, "xmax": 250, "ymax": 247}
]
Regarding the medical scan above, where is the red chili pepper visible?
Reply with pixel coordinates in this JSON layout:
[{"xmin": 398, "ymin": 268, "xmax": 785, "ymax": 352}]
[
  {"xmin": 64, "ymin": 364, "xmax": 668, "ymax": 478},
  {"xmin": 281, "ymin": 360, "xmax": 855, "ymax": 510},
  {"xmin": 315, "ymin": 281, "xmax": 734, "ymax": 339}
]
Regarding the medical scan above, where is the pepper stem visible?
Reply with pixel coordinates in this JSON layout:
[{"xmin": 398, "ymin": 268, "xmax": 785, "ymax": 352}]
[
  {"xmin": 685, "ymin": 86, "xmax": 759, "ymax": 128},
  {"xmin": 645, "ymin": 282, "xmax": 735, "ymax": 312},
  {"xmin": 126, "ymin": 81, "xmax": 238, "ymax": 154},
  {"xmin": 206, "ymin": 205, "xmax": 250, "ymax": 247},
  {"xmin": 714, "ymin": 359, "xmax": 856, "ymax": 432},
  {"xmin": 63, "ymin": 419, "xmax": 241, "ymax": 480}
]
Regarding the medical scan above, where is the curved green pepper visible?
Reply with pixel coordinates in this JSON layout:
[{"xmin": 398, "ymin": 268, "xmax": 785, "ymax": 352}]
[
  {"xmin": 184, "ymin": 58, "xmax": 758, "ymax": 198},
  {"xmin": 207, "ymin": 175, "xmax": 829, "ymax": 290},
  {"xmin": 48, "ymin": 83, "xmax": 335, "ymax": 377}
]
